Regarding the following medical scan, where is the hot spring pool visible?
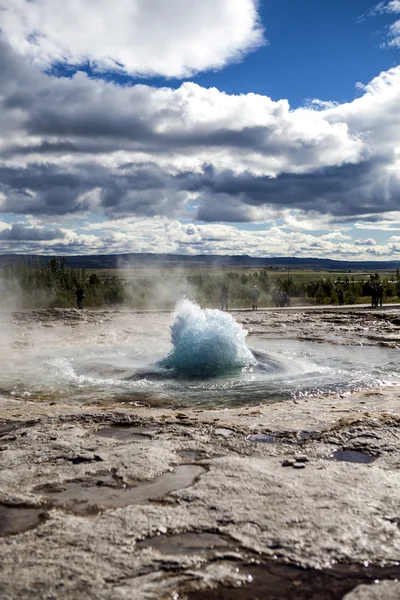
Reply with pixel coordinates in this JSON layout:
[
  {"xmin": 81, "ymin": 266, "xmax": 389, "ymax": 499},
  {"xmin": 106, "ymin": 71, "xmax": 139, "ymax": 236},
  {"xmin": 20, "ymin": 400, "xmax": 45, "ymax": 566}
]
[{"xmin": 2, "ymin": 300, "xmax": 399, "ymax": 408}]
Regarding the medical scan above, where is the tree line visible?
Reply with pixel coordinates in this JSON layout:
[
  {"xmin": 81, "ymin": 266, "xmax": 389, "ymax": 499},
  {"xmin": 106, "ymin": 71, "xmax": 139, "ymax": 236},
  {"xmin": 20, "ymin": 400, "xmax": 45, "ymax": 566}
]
[
  {"xmin": 1, "ymin": 257, "xmax": 399, "ymax": 309},
  {"xmin": 1, "ymin": 257, "xmax": 125, "ymax": 308}
]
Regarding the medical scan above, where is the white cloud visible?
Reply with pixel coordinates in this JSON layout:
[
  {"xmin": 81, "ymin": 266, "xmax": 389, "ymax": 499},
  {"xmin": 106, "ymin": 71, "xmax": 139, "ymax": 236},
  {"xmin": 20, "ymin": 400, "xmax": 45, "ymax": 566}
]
[
  {"xmin": 0, "ymin": 0, "xmax": 264, "ymax": 77},
  {"xmin": 321, "ymin": 231, "xmax": 352, "ymax": 241},
  {"xmin": 281, "ymin": 211, "xmax": 348, "ymax": 232},
  {"xmin": 388, "ymin": 20, "xmax": 400, "ymax": 47},
  {"xmin": 0, "ymin": 215, "xmax": 383, "ymax": 260},
  {"xmin": 383, "ymin": 0, "xmax": 400, "ymax": 13},
  {"xmin": 354, "ymin": 237, "xmax": 377, "ymax": 246},
  {"xmin": 367, "ymin": 2, "xmax": 400, "ymax": 46},
  {"xmin": 367, "ymin": 1, "xmax": 400, "ymax": 15}
]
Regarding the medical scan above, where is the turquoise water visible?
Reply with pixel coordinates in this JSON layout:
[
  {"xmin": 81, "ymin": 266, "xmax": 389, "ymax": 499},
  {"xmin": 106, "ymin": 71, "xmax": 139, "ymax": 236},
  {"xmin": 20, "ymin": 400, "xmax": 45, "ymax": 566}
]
[
  {"xmin": 158, "ymin": 299, "xmax": 255, "ymax": 377},
  {"xmin": 2, "ymin": 301, "xmax": 400, "ymax": 407}
]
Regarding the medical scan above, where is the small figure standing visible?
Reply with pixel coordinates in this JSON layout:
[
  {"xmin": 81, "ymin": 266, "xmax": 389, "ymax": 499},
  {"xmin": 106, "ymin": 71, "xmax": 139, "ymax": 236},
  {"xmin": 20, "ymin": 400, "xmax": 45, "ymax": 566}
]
[
  {"xmin": 283, "ymin": 292, "xmax": 290, "ymax": 307},
  {"xmin": 220, "ymin": 284, "xmax": 229, "ymax": 311},
  {"xmin": 75, "ymin": 286, "xmax": 85, "ymax": 310},
  {"xmin": 371, "ymin": 286, "xmax": 377, "ymax": 308},
  {"xmin": 337, "ymin": 289, "xmax": 344, "ymax": 306},
  {"xmin": 251, "ymin": 285, "xmax": 261, "ymax": 310},
  {"xmin": 378, "ymin": 284, "xmax": 384, "ymax": 307}
]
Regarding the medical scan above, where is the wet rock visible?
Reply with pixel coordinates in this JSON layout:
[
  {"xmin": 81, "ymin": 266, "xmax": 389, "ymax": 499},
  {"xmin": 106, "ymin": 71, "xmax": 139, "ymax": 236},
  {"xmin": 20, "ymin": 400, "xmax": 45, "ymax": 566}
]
[
  {"xmin": 38, "ymin": 464, "xmax": 206, "ymax": 514},
  {"xmin": 215, "ymin": 428, "xmax": 234, "ymax": 438},
  {"xmin": 281, "ymin": 459, "xmax": 295, "ymax": 467},
  {"xmin": 96, "ymin": 425, "xmax": 157, "ymax": 441},
  {"xmin": 247, "ymin": 433, "xmax": 277, "ymax": 443},
  {"xmin": 342, "ymin": 580, "xmax": 400, "ymax": 600},
  {"xmin": 295, "ymin": 455, "xmax": 310, "ymax": 463},
  {"xmin": 185, "ymin": 561, "xmax": 400, "ymax": 600},
  {"xmin": 136, "ymin": 532, "xmax": 234, "ymax": 556},
  {"xmin": 2, "ymin": 308, "xmax": 400, "ymax": 599}
]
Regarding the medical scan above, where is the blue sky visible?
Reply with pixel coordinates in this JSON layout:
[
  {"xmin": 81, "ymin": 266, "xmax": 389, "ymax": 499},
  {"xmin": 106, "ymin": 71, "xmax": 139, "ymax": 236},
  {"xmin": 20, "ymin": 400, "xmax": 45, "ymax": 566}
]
[
  {"xmin": 194, "ymin": 0, "xmax": 400, "ymax": 103},
  {"xmin": 0, "ymin": 0, "xmax": 400, "ymax": 260}
]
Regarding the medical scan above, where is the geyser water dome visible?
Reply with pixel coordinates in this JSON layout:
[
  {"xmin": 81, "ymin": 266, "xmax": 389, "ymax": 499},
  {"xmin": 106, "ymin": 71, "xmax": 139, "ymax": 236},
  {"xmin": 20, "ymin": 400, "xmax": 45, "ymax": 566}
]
[{"xmin": 158, "ymin": 299, "xmax": 255, "ymax": 377}]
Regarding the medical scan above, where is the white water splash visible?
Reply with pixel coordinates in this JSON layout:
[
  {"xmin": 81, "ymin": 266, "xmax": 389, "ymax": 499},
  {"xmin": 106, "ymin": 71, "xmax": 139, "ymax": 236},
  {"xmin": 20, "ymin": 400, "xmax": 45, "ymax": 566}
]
[{"xmin": 158, "ymin": 299, "xmax": 255, "ymax": 377}]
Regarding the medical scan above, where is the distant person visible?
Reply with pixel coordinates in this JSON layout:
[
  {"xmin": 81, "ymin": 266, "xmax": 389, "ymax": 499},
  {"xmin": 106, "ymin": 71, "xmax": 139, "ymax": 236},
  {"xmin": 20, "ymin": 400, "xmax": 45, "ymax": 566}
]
[
  {"xmin": 371, "ymin": 286, "xmax": 377, "ymax": 308},
  {"xmin": 251, "ymin": 286, "xmax": 261, "ymax": 310},
  {"xmin": 337, "ymin": 289, "xmax": 344, "ymax": 306},
  {"xmin": 75, "ymin": 286, "xmax": 85, "ymax": 310},
  {"xmin": 283, "ymin": 292, "xmax": 290, "ymax": 307},
  {"xmin": 378, "ymin": 284, "xmax": 384, "ymax": 307},
  {"xmin": 220, "ymin": 284, "xmax": 229, "ymax": 311}
]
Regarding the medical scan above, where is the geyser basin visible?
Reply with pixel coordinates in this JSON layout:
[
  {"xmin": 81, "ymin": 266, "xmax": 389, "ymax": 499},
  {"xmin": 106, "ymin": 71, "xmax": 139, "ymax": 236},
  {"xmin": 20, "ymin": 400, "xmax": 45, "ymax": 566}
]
[{"xmin": 1, "ymin": 304, "xmax": 399, "ymax": 408}]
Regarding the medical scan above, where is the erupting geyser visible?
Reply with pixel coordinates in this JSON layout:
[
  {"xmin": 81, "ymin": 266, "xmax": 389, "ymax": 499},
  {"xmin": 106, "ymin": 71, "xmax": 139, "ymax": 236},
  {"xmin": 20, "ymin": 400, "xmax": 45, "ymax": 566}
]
[{"xmin": 158, "ymin": 299, "xmax": 255, "ymax": 377}]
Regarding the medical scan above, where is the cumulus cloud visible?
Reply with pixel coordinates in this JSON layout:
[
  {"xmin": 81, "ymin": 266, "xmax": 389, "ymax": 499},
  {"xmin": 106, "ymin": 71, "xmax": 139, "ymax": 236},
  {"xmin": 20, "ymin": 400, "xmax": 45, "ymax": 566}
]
[
  {"xmin": 0, "ymin": 213, "xmax": 398, "ymax": 261},
  {"xmin": 0, "ymin": 223, "xmax": 66, "ymax": 241},
  {"xmin": 0, "ymin": 0, "xmax": 264, "ymax": 78},
  {"xmin": 0, "ymin": 36, "xmax": 372, "ymax": 223},
  {"xmin": 0, "ymin": 30, "xmax": 400, "ymax": 257},
  {"xmin": 354, "ymin": 237, "xmax": 377, "ymax": 246}
]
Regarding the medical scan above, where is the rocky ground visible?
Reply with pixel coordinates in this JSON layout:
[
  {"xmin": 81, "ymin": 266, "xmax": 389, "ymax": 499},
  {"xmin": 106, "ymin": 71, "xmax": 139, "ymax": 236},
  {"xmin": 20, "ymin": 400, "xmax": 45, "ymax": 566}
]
[{"xmin": 1, "ymin": 307, "xmax": 400, "ymax": 599}]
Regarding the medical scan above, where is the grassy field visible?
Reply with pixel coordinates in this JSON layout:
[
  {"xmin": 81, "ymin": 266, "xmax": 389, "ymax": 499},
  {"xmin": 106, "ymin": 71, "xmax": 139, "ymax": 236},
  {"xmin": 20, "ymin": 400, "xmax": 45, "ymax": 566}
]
[
  {"xmin": 89, "ymin": 266, "xmax": 382, "ymax": 282},
  {"xmin": 2, "ymin": 260, "xmax": 399, "ymax": 309}
]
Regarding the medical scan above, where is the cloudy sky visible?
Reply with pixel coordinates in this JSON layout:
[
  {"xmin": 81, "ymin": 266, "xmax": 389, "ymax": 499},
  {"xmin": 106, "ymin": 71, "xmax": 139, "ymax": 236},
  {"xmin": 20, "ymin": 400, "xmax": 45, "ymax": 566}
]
[{"xmin": 0, "ymin": 0, "xmax": 400, "ymax": 259}]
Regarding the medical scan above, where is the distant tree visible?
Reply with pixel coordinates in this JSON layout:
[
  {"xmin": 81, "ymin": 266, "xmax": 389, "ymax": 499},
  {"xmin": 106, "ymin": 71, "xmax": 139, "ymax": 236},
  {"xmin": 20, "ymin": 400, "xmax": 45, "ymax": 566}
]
[{"xmin": 89, "ymin": 273, "xmax": 101, "ymax": 285}]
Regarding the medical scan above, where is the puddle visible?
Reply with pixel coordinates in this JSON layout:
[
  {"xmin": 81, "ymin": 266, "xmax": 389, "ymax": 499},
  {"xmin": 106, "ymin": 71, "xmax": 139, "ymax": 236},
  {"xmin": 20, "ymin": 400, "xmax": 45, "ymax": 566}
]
[
  {"xmin": 179, "ymin": 451, "xmax": 202, "ymax": 461},
  {"xmin": 0, "ymin": 504, "xmax": 46, "ymax": 536},
  {"xmin": 95, "ymin": 426, "xmax": 157, "ymax": 441},
  {"xmin": 137, "ymin": 532, "xmax": 233, "ymax": 555},
  {"xmin": 0, "ymin": 421, "xmax": 23, "ymax": 436},
  {"xmin": 39, "ymin": 465, "xmax": 206, "ymax": 514},
  {"xmin": 246, "ymin": 433, "xmax": 277, "ymax": 443},
  {"xmin": 186, "ymin": 560, "xmax": 400, "ymax": 600},
  {"xmin": 331, "ymin": 450, "xmax": 376, "ymax": 464},
  {"xmin": 246, "ymin": 431, "xmax": 314, "ymax": 445}
]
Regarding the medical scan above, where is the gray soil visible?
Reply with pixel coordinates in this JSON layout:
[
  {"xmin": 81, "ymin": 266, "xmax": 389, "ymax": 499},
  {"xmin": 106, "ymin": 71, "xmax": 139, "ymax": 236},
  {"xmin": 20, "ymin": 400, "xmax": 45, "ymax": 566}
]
[{"xmin": 1, "ymin": 307, "xmax": 400, "ymax": 599}]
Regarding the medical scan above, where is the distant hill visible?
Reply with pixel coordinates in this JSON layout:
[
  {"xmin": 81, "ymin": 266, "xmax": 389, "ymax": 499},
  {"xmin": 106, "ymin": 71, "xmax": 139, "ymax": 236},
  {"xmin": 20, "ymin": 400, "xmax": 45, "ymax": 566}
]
[{"xmin": 1, "ymin": 252, "xmax": 400, "ymax": 271}]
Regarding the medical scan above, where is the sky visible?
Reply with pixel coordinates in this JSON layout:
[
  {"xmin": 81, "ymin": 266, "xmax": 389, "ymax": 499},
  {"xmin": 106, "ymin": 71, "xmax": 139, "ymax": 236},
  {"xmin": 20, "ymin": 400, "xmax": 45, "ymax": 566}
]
[{"xmin": 0, "ymin": 0, "xmax": 400, "ymax": 260}]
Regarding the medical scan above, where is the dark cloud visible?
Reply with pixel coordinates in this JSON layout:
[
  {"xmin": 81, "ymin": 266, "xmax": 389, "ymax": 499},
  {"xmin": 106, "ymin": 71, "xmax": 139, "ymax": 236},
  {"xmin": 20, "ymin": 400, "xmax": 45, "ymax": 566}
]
[
  {"xmin": 191, "ymin": 159, "xmax": 400, "ymax": 221},
  {"xmin": 0, "ymin": 163, "xmax": 88, "ymax": 216},
  {"xmin": 0, "ymin": 36, "xmax": 399, "ymax": 225},
  {"xmin": 1, "ymin": 156, "xmax": 399, "ymax": 223},
  {"xmin": 0, "ymin": 161, "xmax": 186, "ymax": 218},
  {"xmin": 0, "ymin": 223, "xmax": 65, "ymax": 241}
]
